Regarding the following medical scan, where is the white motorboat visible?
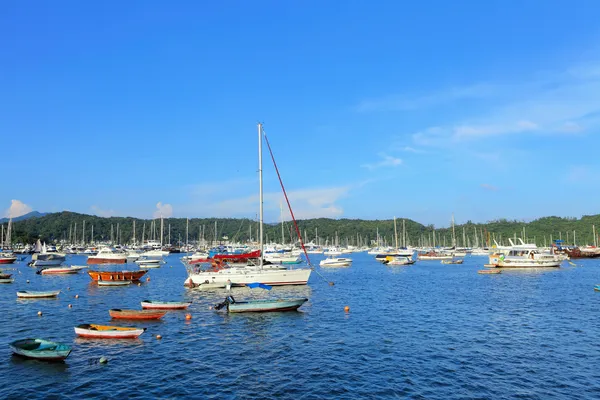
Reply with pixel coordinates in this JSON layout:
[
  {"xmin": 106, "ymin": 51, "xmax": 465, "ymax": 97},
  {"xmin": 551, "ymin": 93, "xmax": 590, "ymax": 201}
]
[
  {"xmin": 488, "ymin": 240, "xmax": 562, "ymax": 268},
  {"xmin": 383, "ymin": 256, "xmax": 415, "ymax": 266},
  {"xmin": 319, "ymin": 257, "xmax": 352, "ymax": 267},
  {"xmin": 87, "ymin": 247, "xmax": 127, "ymax": 264}
]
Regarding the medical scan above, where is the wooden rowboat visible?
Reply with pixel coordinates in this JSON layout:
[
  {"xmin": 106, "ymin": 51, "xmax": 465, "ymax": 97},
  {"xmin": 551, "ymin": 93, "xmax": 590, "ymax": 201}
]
[
  {"xmin": 478, "ymin": 269, "xmax": 502, "ymax": 274},
  {"xmin": 10, "ymin": 338, "xmax": 72, "ymax": 361},
  {"xmin": 88, "ymin": 270, "xmax": 147, "ymax": 281},
  {"xmin": 74, "ymin": 324, "xmax": 146, "ymax": 339},
  {"xmin": 109, "ymin": 309, "xmax": 166, "ymax": 320},
  {"xmin": 141, "ymin": 300, "xmax": 192, "ymax": 310},
  {"xmin": 0, "ymin": 278, "xmax": 14, "ymax": 284},
  {"xmin": 0, "ymin": 273, "xmax": 12, "ymax": 279},
  {"xmin": 98, "ymin": 280, "xmax": 132, "ymax": 287},
  {"xmin": 17, "ymin": 290, "xmax": 61, "ymax": 298}
]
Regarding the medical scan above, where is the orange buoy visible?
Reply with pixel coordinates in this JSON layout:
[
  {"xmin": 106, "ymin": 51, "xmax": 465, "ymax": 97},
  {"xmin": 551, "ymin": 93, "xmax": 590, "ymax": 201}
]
[
  {"xmin": 37, "ymin": 311, "xmax": 42, "ymax": 316},
  {"xmin": 185, "ymin": 313, "xmax": 192, "ymax": 320},
  {"xmin": 146, "ymin": 277, "xmax": 151, "ymax": 282},
  {"xmin": 156, "ymin": 335, "xmax": 162, "ymax": 340},
  {"xmin": 344, "ymin": 306, "xmax": 350, "ymax": 313}
]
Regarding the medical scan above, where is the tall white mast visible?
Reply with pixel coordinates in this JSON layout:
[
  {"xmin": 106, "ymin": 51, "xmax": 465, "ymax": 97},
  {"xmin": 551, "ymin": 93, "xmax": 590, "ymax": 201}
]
[
  {"xmin": 451, "ymin": 213, "xmax": 456, "ymax": 247},
  {"xmin": 160, "ymin": 215, "xmax": 164, "ymax": 247},
  {"xmin": 186, "ymin": 218, "xmax": 189, "ymax": 250},
  {"xmin": 133, "ymin": 220, "xmax": 136, "ymax": 245},
  {"xmin": 394, "ymin": 216, "xmax": 398, "ymax": 250},
  {"xmin": 258, "ymin": 123, "xmax": 264, "ymax": 267},
  {"xmin": 402, "ymin": 219, "xmax": 406, "ymax": 248}
]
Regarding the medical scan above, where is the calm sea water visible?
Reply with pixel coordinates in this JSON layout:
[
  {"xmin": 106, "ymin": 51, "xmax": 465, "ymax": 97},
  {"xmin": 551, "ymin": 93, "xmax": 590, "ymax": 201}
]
[{"xmin": 1, "ymin": 253, "xmax": 600, "ymax": 399}]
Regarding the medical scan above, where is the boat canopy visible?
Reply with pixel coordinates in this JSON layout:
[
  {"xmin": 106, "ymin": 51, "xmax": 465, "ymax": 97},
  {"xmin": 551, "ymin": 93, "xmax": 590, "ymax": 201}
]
[{"xmin": 246, "ymin": 282, "xmax": 272, "ymax": 290}]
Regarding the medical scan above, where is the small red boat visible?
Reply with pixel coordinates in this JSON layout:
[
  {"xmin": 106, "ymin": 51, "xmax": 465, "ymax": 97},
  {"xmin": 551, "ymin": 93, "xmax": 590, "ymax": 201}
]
[
  {"xmin": 212, "ymin": 249, "xmax": 261, "ymax": 263},
  {"xmin": 0, "ymin": 253, "xmax": 17, "ymax": 264},
  {"xmin": 88, "ymin": 270, "xmax": 147, "ymax": 281},
  {"xmin": 109, "ymin": 309, "xmax": 166, "ymax": 320}
]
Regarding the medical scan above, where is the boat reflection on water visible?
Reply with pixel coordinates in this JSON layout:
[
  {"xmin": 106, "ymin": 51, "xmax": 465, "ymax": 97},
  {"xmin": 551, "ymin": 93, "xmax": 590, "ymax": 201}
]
[
  {"xmin": 73, "ymin": 337, "xmax": 145, "ymax": 347},
  {"xmin": 10, "ymin": 354, "xmax": 70, "ymax": 374}
]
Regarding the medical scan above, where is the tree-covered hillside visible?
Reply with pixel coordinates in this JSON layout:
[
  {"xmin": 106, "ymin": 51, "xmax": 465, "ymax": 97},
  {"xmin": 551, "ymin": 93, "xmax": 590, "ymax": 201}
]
[{"xmin": 3, "ymin": 212, "xmax": 600, "ymax": 248}]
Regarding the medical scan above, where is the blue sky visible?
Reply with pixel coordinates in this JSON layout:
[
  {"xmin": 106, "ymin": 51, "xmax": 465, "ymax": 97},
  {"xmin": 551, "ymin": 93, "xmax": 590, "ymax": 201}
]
[{"xmin": 2, "ymin": 1, "xmax": 600, "ymax": 226}]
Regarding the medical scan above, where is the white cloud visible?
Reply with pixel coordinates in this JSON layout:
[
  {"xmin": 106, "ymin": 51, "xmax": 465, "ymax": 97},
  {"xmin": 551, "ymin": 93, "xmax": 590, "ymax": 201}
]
[
  {"xmin": 90, "ymin": 205, "xmax": 117, "ymax": 218},
  {"xmin": 361, "ymin": 153, "xmax": 403, "ymax": 170},
  {"xmin": 153, "ymin": 202, "xmax": 173, "ymax": 218},
  {"xmin": 389, "ymin": 61, "xmax": 600, "ymax": 148},
  {"xmin": 355, "ymin": 83, "xmax": 501, "ymax": 112},
  {"xmin": 179, "ymin": 180, "xmax": 351, "ymax": 221},
  {"xmin": 4, "ymin": 200, "xmax": 33, "ymax": 218}
]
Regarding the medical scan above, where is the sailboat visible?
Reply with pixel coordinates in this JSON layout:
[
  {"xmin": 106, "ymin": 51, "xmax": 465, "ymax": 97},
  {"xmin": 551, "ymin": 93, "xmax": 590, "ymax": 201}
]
[
  {"xmin": 184, "ymin": 124, "xmax": 312, "ymax": 287},
  {"xmin": 382, "ymin": 217, "xmax": 415, "ymax": 266}
]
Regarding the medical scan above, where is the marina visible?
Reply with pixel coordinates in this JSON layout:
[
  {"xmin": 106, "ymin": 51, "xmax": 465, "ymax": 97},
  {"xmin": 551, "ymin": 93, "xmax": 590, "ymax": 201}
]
[
  {"xmin": 2, "ymin": 2, "xmax": 600, "ymax": 397},
  {"xmin": 0, "ymin": 251, "xmax": 599, "ymax": 397}
]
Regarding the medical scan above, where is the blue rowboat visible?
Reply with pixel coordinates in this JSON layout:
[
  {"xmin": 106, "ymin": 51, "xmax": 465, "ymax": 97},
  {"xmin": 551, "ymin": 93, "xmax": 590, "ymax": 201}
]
[
  {"xmin": 594, "ymin": 285, "xmax": 600, "ymax": 291},
  {"xmin": 10, "ymin": 338, "xmax": 72, "ymax": 361}
]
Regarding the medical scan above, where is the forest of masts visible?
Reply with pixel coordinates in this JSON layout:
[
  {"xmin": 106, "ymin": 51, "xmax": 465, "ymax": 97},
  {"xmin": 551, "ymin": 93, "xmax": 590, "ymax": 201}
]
[{"xmin": 4, "ymin": 218, "xmax": 600, "ymax": 249}]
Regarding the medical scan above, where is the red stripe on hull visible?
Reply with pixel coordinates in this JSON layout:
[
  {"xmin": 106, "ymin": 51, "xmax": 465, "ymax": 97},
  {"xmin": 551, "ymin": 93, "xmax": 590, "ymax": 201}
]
[{"xmin": 0, "ymin": 259, "xmax": 16, "ymax": 264}]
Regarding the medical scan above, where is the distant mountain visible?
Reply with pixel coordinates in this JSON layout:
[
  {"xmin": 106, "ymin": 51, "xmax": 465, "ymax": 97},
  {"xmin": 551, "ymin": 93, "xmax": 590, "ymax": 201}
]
[{"xmin": 0, "ymin": 211, "xmax": 48, "ymax": 224}]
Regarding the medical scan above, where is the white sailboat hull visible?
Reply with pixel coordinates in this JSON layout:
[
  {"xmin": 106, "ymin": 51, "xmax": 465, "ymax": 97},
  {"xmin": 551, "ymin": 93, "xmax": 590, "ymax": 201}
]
[{"xmin": 186, "ymin": 268, "xmax": 311, "ymax": 286}]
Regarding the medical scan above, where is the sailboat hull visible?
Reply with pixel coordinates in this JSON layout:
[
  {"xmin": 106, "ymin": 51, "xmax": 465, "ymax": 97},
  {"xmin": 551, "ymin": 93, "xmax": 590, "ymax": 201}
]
[{"xmin": 186, "ymin": 268, "xmax": 311, "ymax": 287}]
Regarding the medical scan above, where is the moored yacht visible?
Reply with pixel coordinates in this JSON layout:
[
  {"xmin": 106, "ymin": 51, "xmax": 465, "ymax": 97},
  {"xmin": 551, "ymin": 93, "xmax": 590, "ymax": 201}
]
[
  {"xmin": 488, "ymin": 239, "xmax": 562, "ymax": 268},
  {"xmin": 87, "ymin": 247, "xmax": 127, "ymax": 264}
]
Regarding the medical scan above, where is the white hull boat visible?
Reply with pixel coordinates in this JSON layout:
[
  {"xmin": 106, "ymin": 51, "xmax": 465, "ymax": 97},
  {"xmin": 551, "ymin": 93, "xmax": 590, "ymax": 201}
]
[
  {"xmin": 186, "ymin": 266, "xmax": 311, "ymax": 287},
  {"xmin": 319, "ymin": 257, "xmax": 352, "ymax": 267}
]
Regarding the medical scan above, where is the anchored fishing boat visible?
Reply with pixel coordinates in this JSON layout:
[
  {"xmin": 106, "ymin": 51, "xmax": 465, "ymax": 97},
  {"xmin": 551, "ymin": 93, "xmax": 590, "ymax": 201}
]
[
  {"xmin": 109, "ymin": 309, "xmax": 166, "ymax": 320},
  {"xmin": 88, "ymin": 270, "xmax": 147, "ymax": 281},
  {"xmin": 74, "ymin": 324, "xmax": 146, "ymax": 339},
  {"xmin": 10, "ymin": 338, "xmax": 72, "ymax": 361},
  {"xmin": 141, "ymin": 300, "xmax": 192, "ymax": 310},
  {"xmin": 214, "ymin": 283, "xmax": 308, "ymax": 313},
  {"xmin": 17, "ymin": 290, "xmax": 60, "ymax": 298}
]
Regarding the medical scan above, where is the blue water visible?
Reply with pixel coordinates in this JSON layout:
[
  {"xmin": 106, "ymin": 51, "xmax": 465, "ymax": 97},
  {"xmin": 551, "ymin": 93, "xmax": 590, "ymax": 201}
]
[{"xmin": 1, "ymin": 253, "xmax": 600, "ymax": 399}]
